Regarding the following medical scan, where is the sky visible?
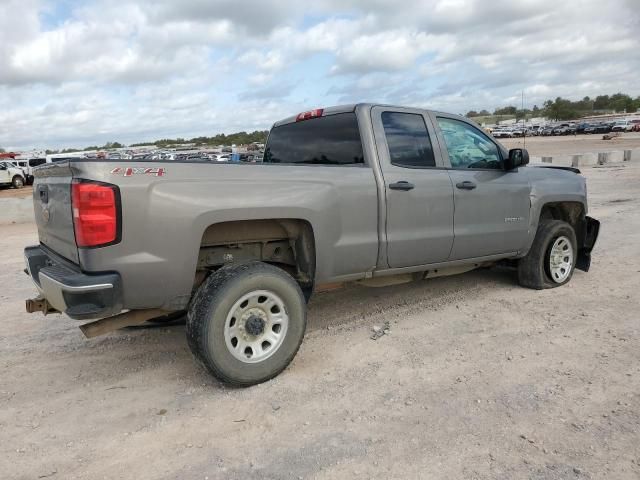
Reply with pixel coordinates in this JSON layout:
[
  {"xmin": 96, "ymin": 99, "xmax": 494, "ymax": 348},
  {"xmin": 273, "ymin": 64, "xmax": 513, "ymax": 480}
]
[{"xmin": 1, "ymin": 0, "xmax": 639, "ymax": 150}]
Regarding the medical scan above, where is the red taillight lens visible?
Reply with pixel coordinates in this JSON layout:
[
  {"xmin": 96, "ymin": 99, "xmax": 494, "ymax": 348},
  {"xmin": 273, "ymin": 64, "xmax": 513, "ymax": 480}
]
[
  {"xmin": 295, "ymin": 108, "xmax": 324, "ymax": 122},
  {"xmin": 71, "ymin": 181, "xmax": 119, "ymax": 247}
]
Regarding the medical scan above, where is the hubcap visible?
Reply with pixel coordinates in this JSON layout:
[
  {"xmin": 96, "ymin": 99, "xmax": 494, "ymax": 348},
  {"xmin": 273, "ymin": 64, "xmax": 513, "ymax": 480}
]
[
  {"xmin": 548, "ymin": 236, "xmax": 574, "ymax": 283},
  {"xmin": 224, "ymin": 290, "xmax": 289, "ymax": 364}
]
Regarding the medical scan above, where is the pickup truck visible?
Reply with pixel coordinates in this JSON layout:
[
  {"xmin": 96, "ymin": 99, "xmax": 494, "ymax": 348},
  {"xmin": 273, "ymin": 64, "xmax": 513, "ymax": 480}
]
[
  {"xmin": 0, "ymin": 160, "xmax": 27, "ymax": 188},
  {"xmin": 24, "ymin": 103, "xmax": 600, "ymax": 386}
]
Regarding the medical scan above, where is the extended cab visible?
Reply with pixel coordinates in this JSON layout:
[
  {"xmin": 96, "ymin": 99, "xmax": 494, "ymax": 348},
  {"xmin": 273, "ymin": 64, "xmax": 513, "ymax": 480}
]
[{"xmin": 24, "ymin": 104, "xmax": 600, "ymax": 386}]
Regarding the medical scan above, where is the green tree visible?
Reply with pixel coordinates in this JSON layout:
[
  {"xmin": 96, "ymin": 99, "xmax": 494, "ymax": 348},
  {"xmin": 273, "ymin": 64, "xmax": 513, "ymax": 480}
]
[
  {"xmin": 609, "ymin": 93, "xmax": 634, "ymax": 112},
  {"xmin": 593, "ymin": 95, "xmax": 610, "ymax": 110},
  {"xmin": 494, "ymin": 106, "xmax": 517, "ymax": 115},
  {"xmin": 543, "ymin": 97, "xmax": 578, "ymax": 120},
  {"xmin": 465, "ymin": 110, "xmax": 479, "ymax": 117},
  {"xmin": 102, "ymin": 141, "xmax": 123, "ymax": 149}
]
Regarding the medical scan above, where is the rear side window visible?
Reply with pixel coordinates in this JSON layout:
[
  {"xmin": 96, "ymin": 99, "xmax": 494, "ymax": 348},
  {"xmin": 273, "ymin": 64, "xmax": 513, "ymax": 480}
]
[
  {"xmin": 264, "ymin": 113, "xmax": 364, "ymax": 165},
  {"xmin": 381, "ymin": 112, "xmax": 436, "ymax": 168},
  {"xmin": 29, "ymin": 158, "xmax": 46, "ymax": 167}
]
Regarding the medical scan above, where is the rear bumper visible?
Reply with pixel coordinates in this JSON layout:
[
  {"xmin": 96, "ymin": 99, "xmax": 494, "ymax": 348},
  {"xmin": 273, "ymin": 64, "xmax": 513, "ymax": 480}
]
[{"xmin": 24, "ymin": 245, "xmax": 123, "ymax": 320}]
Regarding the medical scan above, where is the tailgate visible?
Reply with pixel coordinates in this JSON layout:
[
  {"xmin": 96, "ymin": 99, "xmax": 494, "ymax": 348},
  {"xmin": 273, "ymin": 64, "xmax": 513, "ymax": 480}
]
[{"xmin": 32, "ymin": 162, "xmax": 79, "ymax": 264}]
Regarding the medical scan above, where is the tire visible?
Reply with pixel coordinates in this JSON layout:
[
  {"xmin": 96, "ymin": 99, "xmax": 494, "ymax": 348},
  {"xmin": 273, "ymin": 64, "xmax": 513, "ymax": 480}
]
[
  {"xmin": 12, "ymin": 176, "xmax": 24, "ymax": 188},
  {"xmin": 186, "ymin": 262, "xmax": 307, "ymax": 386},
  {"xmin": 518, "ymin": 220, "xmax": 577, "ymax": 289}
]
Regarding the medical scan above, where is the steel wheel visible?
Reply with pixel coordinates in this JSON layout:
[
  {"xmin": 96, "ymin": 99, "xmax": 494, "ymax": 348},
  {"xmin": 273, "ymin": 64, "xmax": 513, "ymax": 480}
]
[
  {"xmin": 224, "ymin": 289, "xmax": 289, "ymax": 364},
  {"xmin": 548, "ymin": 235, "xmax": 574, "ymax": 283}
]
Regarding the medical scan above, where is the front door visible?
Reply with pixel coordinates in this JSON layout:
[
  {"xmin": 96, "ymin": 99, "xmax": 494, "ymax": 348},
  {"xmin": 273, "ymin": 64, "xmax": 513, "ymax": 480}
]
[
  {"xmin": 430, "ymin": 114, "xmax": 531, "ymax": 260},
  {"xmin": 0, "ymin": 162, "xmax": 10, "ymax": 183},
  {"xmin": 371, "ymin": 107, "xmax": 455, "ymax": 268}
]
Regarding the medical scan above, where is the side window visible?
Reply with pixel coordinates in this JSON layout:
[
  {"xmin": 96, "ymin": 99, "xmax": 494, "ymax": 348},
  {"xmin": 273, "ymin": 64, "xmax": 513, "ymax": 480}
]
[
  {"xmin": 382, "ymin": 112, "xmax": 436, "ymax": 168},
  {"xmin": 436, "ymin": 117, "xmax": 502, "ymax": 170},
  {"xmin": 30, "ymin": 158, "xmax": 46, "ymax": 167},
  {"xmin": 264, "ymin": 113, "xmax": 364, "ymax": 165}
]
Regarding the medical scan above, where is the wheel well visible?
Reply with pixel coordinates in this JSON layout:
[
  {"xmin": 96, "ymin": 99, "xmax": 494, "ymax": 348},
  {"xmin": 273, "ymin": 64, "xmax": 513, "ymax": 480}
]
[
  {"xmin": 539, "ymin": 202, "xmax": 585, "ymax": 240},
  {"xmin": 194, "ymin": 219, "xmax": 316, "ymax": 295}
]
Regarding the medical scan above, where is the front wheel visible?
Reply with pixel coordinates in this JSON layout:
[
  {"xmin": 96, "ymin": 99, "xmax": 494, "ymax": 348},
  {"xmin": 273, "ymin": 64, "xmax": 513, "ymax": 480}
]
[
  {"xmin": 186, "ymin": 262, "xmax": 307, "ymax": 386},
  {"xmin": 12, "ymin": 176, "xmax": 24, "ymax": 188},
  {"xmin": 518, "ymin": 220, "xmax": 577, "ymax": 289}
]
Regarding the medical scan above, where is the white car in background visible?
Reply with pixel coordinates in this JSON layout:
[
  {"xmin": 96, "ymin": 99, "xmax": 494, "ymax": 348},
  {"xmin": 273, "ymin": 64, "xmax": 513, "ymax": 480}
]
[
  {"xmin": 0, "ymin": 161, "xmax": 27, "ymax": 188},
  {"xmin": 8, "ymin": 158, "xmax": 46, "ymax": 184},
  {"xmin": 492, "ymin": 128, "xmax": 513, "ymax": 138},
  {"xmin": 611, "ymin": 120, "xmax": 633, "ymax": 132}
]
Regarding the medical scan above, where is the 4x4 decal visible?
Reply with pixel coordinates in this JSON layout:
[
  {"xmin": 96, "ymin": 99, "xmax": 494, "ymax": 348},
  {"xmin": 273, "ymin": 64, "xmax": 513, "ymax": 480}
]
[{"xmin": 110, "ymin": 167, "xmax": 165, "ymax": 177}]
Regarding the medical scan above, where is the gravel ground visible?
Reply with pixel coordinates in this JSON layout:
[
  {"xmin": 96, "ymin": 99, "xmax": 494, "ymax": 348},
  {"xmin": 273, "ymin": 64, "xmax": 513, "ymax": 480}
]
[{"xmin": 1, "ymin": 163, "xmax": 639, "ymax": 480}]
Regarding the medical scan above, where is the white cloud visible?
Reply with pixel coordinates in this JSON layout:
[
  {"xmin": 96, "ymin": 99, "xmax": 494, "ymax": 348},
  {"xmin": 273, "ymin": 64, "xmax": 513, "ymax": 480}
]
[{"xmin": 0, "ymin": 0, "xmax": 639, "ymax": 149}]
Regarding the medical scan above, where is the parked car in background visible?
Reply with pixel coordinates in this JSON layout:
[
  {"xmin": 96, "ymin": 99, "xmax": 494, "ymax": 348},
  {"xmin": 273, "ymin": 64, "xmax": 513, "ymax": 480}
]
[
  {"xmin": 540, "ymin": 126, "xmax": 555, "ymax": 136},
  {"xmin": 492, "ymin": 128, "xmax": 513, "ymax": 138},
  {"xmin": 576, "ymin": 123, "xmax": 590, "ymax": 134},
  {"xmin": 0, "ymin": 160, "xmax": 27, "ymax": 188},
  {"xmin": 611, "ymin": 120, "xmax": 633, "ymax": 132},
  {"xmin": 8, "ymin": 158, "xmax": 46, "ymax": 184},
  {"xmin": 595, "ymin": 123, "xmax": 613, "ymax": 134},
  {"xmin": 552, "ymin": 125, "xmax": 571, "ymax": 135}
]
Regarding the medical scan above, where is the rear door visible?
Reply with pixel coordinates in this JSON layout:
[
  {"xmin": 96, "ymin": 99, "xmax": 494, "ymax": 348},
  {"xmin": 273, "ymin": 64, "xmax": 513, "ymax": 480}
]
[
  {"xmin": 371, "ymin": 106, "xmax": 454, "ymax": 268},
  {"xmin": 430, "ymin": 113, "xmax": 530, "ymax": 260},
  {"xmin": 32, "ymin": 162, "xmax": 79, "ymax": 263}
]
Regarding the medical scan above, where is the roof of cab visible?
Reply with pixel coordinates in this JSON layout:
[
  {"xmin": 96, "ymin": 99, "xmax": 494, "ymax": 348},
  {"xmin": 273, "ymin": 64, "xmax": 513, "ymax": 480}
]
[{"xmin": 271, "ymin": 103, "xmax": 469, "ymax": 128}]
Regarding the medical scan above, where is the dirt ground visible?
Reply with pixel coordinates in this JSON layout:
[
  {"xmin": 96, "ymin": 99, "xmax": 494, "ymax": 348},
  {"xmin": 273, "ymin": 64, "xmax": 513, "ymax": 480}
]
[
  {"xmin": 2, "ymin": 163, "xmax": 640, "ymax": 480},
  {"xmin": 0, "ymin": 184, "xmax": 32, "ymax": 199}
]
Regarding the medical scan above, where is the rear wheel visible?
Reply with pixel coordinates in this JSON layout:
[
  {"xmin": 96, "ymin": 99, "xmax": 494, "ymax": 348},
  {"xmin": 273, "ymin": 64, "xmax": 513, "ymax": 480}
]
[
  {"xmin": 518, "ymin": 220, "xmax": 577, "ymax": 289},
  {"xmin": 186, "ymin": 262, "xmax": 306, "ymax": 386},
  {"xmin": 12, "ymin": 176, "xmax": 24, "ymax": 188}
]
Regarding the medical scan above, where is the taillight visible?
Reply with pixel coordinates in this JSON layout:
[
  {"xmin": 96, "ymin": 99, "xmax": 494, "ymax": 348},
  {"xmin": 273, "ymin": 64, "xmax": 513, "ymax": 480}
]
[
  {"xmin": 71, "ymin": 180, "xmax": 120, "ymax": 248},
  {"xmin": 295, "ymin": 108, "xmax": 323, "ymax": 122}
]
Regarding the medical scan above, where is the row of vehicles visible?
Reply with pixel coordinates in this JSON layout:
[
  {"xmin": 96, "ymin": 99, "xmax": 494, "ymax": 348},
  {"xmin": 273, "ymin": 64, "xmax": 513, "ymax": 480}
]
[
  {"xmin": 49, "ymin": 147, "xmax": 264, "ymax": 164},
  {"xmin": 491, "ymin": 118, "xmax": 640, "ymax": 138}
]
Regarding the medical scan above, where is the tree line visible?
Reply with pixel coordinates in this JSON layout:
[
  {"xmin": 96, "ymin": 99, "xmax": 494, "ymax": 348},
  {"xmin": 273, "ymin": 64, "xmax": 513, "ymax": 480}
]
[{"xmin": 466, "ymin": 92, "xmax": 640, "ymax": 121}]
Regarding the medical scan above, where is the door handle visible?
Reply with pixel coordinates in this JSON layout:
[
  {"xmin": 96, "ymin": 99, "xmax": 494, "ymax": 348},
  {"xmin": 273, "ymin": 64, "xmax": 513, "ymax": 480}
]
[
  {"xmin": 456, "ymin": 181, "xmax": 476, "ymax": 190},
  {"xmin": 388, "ymin": 181, "xmax": 415, "ymax": 191}
]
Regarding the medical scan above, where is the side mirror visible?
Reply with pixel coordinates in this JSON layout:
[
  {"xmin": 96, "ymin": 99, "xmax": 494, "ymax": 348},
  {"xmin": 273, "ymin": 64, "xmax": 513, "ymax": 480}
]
[{"xmin": 506, "ymin": 148, "xmax": 529, "ymax": 170}]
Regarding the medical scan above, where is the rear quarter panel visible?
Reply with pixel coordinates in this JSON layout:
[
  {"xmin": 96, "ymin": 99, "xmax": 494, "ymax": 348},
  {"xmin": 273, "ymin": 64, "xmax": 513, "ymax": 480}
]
[{"xmin": 72, "ymin": 161, "xmax": 379, "ymax": 310}]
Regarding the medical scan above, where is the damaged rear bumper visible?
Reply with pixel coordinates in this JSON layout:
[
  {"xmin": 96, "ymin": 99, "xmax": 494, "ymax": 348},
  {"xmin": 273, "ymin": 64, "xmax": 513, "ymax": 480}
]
[{"xmin": 24, "ymin": 245, "xmax": 123, "ymax": 320}]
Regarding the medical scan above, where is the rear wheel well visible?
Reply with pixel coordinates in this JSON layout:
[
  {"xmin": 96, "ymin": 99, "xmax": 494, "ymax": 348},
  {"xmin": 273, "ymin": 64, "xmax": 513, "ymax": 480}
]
[{"xmin": 194, "ymin": 219, "xmax": 316, "ymax": 299}]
